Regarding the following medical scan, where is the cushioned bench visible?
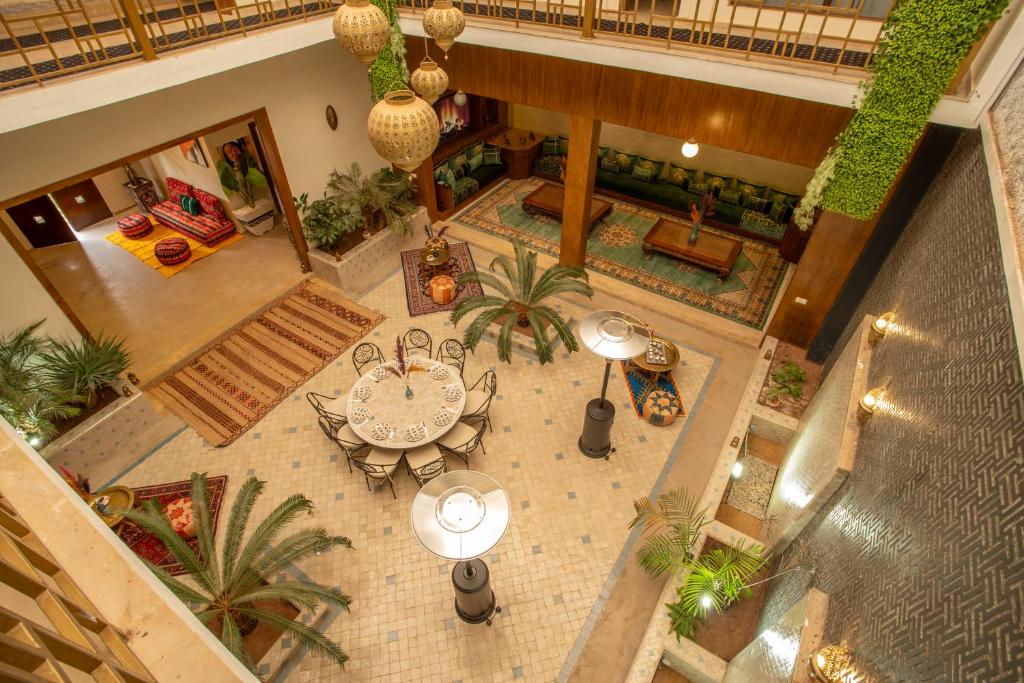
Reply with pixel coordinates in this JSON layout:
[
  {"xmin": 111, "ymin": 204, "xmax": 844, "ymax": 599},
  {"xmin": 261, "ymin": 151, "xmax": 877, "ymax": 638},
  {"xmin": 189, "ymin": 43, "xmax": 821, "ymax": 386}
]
[{"xmin": 152, "ymin": 177, "xmax": 236, "ymax": 246}]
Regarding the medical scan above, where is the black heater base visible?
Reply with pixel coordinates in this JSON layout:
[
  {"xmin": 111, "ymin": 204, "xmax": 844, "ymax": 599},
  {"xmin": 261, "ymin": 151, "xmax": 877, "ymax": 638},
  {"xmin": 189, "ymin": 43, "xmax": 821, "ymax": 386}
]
[
  {"xmin": 452, "ymin": 559, "xmax": 501, "ymax": 626},
  {"xmin": 578, "ymin": 397, "xmax": 616, "ymax": 459}
]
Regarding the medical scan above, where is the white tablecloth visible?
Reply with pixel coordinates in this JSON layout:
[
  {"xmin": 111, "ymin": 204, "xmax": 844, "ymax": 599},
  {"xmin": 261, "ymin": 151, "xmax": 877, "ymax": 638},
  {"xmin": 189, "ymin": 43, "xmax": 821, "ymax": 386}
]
[{"xmin": 346, "ymin": 359, "xmax": 466, "ymax": 449}]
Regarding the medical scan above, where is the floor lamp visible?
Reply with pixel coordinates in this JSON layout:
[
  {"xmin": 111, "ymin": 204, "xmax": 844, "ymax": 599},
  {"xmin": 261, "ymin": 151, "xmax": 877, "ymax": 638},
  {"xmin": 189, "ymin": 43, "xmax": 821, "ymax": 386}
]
[
  {"xmin": 411, "ymin": 470, "xmax": 511, "ymax": 625},
  {"xmin": 577, "ymin": 309, "xmax": 651, "ymax": 459}
]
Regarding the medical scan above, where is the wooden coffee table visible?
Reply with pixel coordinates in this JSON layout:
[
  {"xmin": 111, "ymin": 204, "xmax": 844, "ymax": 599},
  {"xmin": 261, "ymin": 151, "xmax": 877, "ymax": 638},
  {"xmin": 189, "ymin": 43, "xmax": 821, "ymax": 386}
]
[
  {"xmin": 521, "ymin": 182, "xmax": 612, "ymax": 231},
  {"xmin": 642, "ymin": 217, "xmax": 742, "ymax": 279}
]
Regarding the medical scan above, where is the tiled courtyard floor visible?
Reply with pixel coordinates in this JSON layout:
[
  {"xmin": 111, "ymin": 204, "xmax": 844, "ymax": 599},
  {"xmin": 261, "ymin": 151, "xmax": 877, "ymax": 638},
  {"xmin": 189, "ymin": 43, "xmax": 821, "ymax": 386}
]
[{"xmin": 113, "ymin": 267, "xmax": 718, "ymax": 682}]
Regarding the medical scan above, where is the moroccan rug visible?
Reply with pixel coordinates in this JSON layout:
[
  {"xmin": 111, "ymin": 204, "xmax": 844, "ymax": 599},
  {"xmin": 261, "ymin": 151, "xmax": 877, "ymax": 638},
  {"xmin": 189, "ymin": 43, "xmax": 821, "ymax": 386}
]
[
  {"xmin": 619, "ymin": 361, "xmax": 686, "ymax": 419},
  {"xmin": 106, "ymin": 223, "xmax": 244, "ymax": 278},
  {"xmin": 452, "ymin": 177, "xmax": 788, "ymax": 329},
  {"xmin": 399, "ymin": 241, "xmax": 484, "ymax": 317},
  {"xmin": 147, "ymin": 278, "xmax": 384, "ymax": 446},
  {"xmin": 725, "ymin": 456, "xmax": 778, "ymax": 519},
  {"xmin": 117, "ymin": 475, "xmax": 227, "ymax": 577}
]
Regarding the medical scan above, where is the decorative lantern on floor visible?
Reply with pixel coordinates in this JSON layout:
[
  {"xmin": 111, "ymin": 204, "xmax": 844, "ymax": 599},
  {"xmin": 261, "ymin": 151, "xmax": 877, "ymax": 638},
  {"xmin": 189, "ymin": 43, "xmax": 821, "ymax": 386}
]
[
  {"xmin": 367, "ymin": 90, "xmax": 440, "ymax": 173},
  {"xmin": 422, "ymin": 0, "xmax": 465, "ymax": 56},
  {"xmin": 411, "ymin": 57, "xmax": 449, "ymax": 104},
  {"xmin": 332, "ymin": 0, "xmax": 390, "ymax": 66},
  {"xmin": 411, "ymin": 471, "xmax": 510, "ymax": 625}
]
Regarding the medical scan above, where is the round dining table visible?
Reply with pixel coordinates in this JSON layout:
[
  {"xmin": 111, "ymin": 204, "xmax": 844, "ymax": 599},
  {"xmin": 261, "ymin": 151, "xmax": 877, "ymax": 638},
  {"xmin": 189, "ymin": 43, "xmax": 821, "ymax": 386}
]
[{"xmin": 346, "ymin": 358, "xmax": 467, "ymax": 449}]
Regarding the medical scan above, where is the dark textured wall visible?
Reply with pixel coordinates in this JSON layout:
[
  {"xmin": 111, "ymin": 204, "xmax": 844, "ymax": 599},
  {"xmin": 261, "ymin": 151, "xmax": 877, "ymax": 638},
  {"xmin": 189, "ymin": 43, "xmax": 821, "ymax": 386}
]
[{"xmin": 757, "ymin": 131, "xmax": 1024, "ymax": 681}]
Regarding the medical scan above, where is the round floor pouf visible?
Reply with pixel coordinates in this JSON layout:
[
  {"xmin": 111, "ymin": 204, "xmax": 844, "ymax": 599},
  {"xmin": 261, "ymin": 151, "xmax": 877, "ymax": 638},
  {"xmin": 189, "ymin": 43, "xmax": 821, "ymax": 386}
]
[
  {"xmin": 428, "ymin": 274, "xmax": 456, "ymax": 305},
  {"xmin": 643, "ymin": 390, "xmax": 680, "ymax": 426},
  {"xmin": 154, "ymin": 237, "xmax": 191, "ymax": 265},
  {"xmin": 117, "ymin": 213, "xmax": 152, "ymax": 239}
]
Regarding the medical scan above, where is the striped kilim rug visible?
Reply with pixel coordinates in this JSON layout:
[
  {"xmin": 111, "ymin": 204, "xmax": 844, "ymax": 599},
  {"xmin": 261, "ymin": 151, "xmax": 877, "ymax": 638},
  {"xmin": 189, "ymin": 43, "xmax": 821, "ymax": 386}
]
[{"xmin": 148, "ymin": 278, "xmax": 384, "ymax": 446}]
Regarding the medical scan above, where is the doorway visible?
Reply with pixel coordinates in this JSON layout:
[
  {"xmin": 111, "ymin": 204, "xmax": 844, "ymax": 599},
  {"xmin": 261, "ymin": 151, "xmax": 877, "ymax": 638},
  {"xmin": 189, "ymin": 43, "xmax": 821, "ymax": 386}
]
[{"xmin": 7, "ymin": 195, "xmax": 77, "ymax": 248}]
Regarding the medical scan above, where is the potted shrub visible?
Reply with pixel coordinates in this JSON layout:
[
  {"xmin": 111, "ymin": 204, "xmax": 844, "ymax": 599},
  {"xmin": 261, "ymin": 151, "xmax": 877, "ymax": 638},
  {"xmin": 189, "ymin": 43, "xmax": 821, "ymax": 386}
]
[
  {"xmin": 451, "ymin": 240, "xmax": 593, "ymax": 364},
  {"xmin": 41, "ymin": 332, "xmax": 131, "ymax": 409},
  {"xmin": 294, "ymin": 192, "xmax": 362, "ymax": 260},
  {"xmin": 124, "ymin": 473, "xmax": 352, "ymax": 675},
  {"xmin": 326, "ymin": 163, "xmax": 416, "ymax": 238},
  {"xmin": 763, "ymin": 361, "xmax": 807, "ymax": 408}
]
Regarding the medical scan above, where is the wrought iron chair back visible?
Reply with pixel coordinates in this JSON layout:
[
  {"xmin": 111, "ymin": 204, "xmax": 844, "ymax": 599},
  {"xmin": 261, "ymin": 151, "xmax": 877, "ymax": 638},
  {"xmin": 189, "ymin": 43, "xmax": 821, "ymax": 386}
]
[
  {"xmin": 352, "ymin": 342, "xmax": 384, "ymax": 376},
  {"xmin": 435, "ymin": 338, "xmax": 466, "ymax": 376},
  {"xmin": 351, "ymin": 457, "xmax": 397, "ymax": 498},
  {"xmin": 403, "ymin": 328, "xmax": 433, "ymax": 358}
]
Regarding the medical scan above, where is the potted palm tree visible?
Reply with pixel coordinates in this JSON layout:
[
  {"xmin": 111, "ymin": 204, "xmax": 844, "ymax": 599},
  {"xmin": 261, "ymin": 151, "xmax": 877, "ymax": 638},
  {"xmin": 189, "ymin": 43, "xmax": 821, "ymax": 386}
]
[
  {"xmin": 326, "ymin": 162, "xmax": 415, "ymax": 237},
  {"xmin": 124, "ymin": 473, "xmax": 352, "ymax": 675},
  {"xmin": 451, "ymin": 240, "xmax": 594, "ymax": 364}
]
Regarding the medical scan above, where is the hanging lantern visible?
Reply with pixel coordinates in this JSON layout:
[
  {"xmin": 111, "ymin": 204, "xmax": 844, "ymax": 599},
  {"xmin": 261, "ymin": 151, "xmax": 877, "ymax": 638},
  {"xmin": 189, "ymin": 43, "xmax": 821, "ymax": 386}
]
[
  {"xmin": 453, "ymin": 89, "xmax": 468, "ymax": 107},
  {"xmin": 411, "ymin": 57, "xmax": 449, "ymax": 104},
  {"xmin": 422, "ymin": 0, "xmax": 465, "ymax": 56},
  {"xmin": 333, "ymin": 0, "xmax": 390, "ymax": 66},
  {"xmin": 367, "ymin": 90, "xmax": 440, "ymax": 173}
]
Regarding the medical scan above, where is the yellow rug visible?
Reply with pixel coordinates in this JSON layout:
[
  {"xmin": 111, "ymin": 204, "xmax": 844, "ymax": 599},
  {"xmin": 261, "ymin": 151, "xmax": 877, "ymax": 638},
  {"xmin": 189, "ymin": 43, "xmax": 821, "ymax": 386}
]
[{"xmin": 105, "ymin": 222, "xmax": 244, "ymax": 278}]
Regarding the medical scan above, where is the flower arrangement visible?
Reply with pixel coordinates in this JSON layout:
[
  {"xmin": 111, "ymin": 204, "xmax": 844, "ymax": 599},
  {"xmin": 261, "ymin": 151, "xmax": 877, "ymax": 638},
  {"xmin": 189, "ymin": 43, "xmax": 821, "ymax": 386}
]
[
  {"xmin": 386, "ymin": 337, "xmax": 425, "ymax": 398},
  {"xmin": 687, "ymin": 192, "xmax": 716, "ymax": 244}
]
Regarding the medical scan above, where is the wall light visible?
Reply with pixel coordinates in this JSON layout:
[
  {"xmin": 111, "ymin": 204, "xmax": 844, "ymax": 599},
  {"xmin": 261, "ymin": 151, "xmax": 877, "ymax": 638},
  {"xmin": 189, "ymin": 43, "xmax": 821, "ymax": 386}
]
[
  {"xmin": 731, "ymin": 461, "xmax": 744, "ymax": 478},
  {"xmin": 681, "ymin": 138, "xmax": 699, "ymax": 158},
  {"xmin": 810, "ymin": 645, "xmax": 852, "ymax": 682},
  {"xmin": 868, "ymin": 312, "xmax": 895, "ymax": 346},
  {"xmin": 857, "ymin": 388, "xmax": 885, "ymax": 424}
]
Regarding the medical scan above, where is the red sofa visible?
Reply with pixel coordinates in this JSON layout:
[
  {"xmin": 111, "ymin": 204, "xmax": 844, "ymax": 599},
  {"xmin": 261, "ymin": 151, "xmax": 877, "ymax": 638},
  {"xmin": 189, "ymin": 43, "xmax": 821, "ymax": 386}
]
[{"xmin": 151, "ymin": 177, "xmax": 236, "ymax": 246}]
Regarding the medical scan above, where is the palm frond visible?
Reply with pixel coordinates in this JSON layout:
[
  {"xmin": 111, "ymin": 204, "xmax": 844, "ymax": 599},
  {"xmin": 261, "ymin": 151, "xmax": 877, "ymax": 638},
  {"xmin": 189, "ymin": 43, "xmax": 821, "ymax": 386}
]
[
  {"xmin": 450, "ymin": 295, "xmax": 512, "ymax": 328},
  {"xmin": 237, "ymin": 606, "xmax": 349, "ymax": 668},
  {"xmin": 493, "ymin": 311, "xmax": 520, "ymax": 364},
  {"xmin": 235, "ymin": 581, "xmax": 352, "ymax": 613},
  {"xmin": 219, "ymin": 613, "xmax": 255, "ymax": 675},
  {"xmin": 221, "ymin": 477, "xmax": 264, "ymax": 587},
  {"xmin": 528, "ymin": 264, "xmax": 592, "ymax": 305},
  {"xmin": 524, "ymin": 310, "xmax": 553, "ymax": 365},
  {"xmin": 456, "ymin": 269, "xmax": 514, "ymax": 301},
  {"xmin": 122, "ymin": 500, "xmax": 217, "ymax": 596},
  {"xmin": 635, "ymin": 530, "xmax": 694, "ymax": 579},
  {"xmin": 227, "ymin": 494, "xmax": 314, "ymax": 589},
  {"xmin": 513, "ymin": 241, "xmax": 537, "ymax": 304},
  {"xmin": 488, "ymin": 252, "xmax": 520, "ymax": 300},
  {"xmin": 529, "ymin": 305, "xmax": 580, "ymax": 356},
  {"xmin": 247, "ymin": 529, "xmax": 352, "ymax": 583},
  {"xmin": 188, "ymin": 473, "xmax": 220, "ymax": 595},
  {"xmin": 461, "ymin": 305, "xmax": 514, "ymax": 353},
  {"xmin": 140, "ymin": 557, "xmax": 214, "ymax": 607}
]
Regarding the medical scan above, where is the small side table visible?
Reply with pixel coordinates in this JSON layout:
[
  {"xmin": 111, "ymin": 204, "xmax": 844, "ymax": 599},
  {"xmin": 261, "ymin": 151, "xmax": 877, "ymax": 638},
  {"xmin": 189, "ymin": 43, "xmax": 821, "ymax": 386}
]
[
  {"xmin": 488, "ymin": 128, "xmax": 543, "ymax": 180},
  {"xmin": 124, "ymin": 178, "xmax": 159, "ymax": 213},
  {"xmin": 89, "ymin": 485, "xmax": 135, "ymax": 528},
  {"xmin": 627, "ymin": 337, "xmax": 680, "ymax": 404},
  {"xmin": 421, "ymin": 244, "xmax": 451, "ymax": 273}
]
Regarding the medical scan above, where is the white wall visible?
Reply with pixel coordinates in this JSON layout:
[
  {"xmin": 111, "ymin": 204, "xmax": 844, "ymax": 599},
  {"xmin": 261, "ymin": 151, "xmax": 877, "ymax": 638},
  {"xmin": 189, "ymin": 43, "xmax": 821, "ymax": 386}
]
[
  {"xmin": 511, "ymin": 104, "xmax": 814, "ymax": 194},
  {"xmin": 0, "ymin": 237, "xmax": 79, "ymax": 340},
  {"xmin": 90, "ymin": 167, "xmax": 135, "ymax": 214},
  {"xmin": 0, "ymin": 41, "xmax": 385, "ymax": 207}
]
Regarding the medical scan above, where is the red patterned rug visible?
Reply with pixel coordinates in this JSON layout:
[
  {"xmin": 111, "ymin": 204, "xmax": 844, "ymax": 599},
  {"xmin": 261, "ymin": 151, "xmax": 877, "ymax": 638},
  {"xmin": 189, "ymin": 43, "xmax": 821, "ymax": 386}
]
[
  {"xmin": 117, "ymin": 475, "xmax": 227, "ymax": 576},
  {"xmin": 400, "ymin": 242, "xmax": 484, "ymax": 317}
]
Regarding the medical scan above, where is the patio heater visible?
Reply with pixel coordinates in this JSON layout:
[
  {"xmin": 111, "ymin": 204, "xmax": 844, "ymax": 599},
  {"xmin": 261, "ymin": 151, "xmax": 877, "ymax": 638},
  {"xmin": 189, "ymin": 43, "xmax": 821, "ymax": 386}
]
[
  {"xmin": 411, "ymin": 470, "xmax": 510, "ymax": 626},
  {"xmin": 577, "ymin": 309, "xmax": 651, "ymax": 460}
]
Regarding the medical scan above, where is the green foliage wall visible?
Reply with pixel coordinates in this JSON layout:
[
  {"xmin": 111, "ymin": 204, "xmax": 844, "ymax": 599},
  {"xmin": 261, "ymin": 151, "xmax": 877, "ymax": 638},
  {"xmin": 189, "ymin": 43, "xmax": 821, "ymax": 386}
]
[
  {"xmin": 817, "ymin": 0, "xmax": 1008, "ymax": 220},
  {"xmin": 369, "ymin": 0, "xmax": 410, "ymax": 102}
]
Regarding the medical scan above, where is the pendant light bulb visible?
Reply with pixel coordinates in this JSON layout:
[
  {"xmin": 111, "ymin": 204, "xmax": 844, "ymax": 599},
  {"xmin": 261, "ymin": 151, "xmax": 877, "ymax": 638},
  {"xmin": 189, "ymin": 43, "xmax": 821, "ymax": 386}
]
[{"xmin": 682, "ymin": 138, "xmax": 699, "ymax": 158}]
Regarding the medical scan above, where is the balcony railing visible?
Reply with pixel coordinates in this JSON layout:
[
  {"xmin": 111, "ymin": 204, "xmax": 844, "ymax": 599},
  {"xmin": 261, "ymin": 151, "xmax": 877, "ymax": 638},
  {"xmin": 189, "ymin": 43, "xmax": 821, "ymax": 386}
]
[
  {"xmin": 397, "ymin": 0, "xmax": 887, "ymax": 75},
  {"xmin": 0, "ymin": 0, "xmax": 335, "ymax": 91}
]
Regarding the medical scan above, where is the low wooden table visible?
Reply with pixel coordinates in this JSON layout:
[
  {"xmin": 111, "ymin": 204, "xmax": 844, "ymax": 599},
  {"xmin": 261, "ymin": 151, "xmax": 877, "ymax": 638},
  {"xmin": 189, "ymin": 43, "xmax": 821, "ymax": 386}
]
[
  {"xmin": 642, "ymin": 218, "xmax": 742, "ymax": 279},
  {"xmin": 521, "ymin": 182, "xmax": 612, "ymax": 231}
]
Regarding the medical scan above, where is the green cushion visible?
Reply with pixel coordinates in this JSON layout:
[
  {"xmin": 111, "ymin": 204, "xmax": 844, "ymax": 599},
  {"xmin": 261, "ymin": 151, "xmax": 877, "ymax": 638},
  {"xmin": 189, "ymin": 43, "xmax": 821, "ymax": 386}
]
[
  {"xmin": 737, "ymin": 180, "xmax": 768, "ymax": 199},
  {"xmin": 612, "ymin": 150, "xmax": 636, "ymax": 173},
  {"xmin": 180, "ymin": 195, "xmax": 201, "ymax": 216},
  {"xmin": 469, "ymin": 142, "xmax": 485, "ymax": 159},
  {"xmin": 542, "ymin": 136, "xmax": 559, "ymax": 156},
  {"xmin": 689, "ymin": 181, "xmax": 710, "ymax": 195},
  {"xmin": 467, "ymin": 154, "xmax": 483, "ymax": 172},
  {"xmin": 433, "ymin": 161, "xmax": 450, "ymax": 183},
  {"xmin": 595, "ymin": 168, "xmax": 748, "ymax": 228},
  {"xmin": 599, "ymin": 156, "xmax": 619, "ymax": 173},
  {"xmin": 634, "ymin": 156, "xmax": 664, "ymax": 177},
  {"xmin": 557, "ymin": 136, "xmax": 570, "ymax": 155},
  {"xmin": 768, "ymin": 188, "xmax": 800, "ymax": 206},
  {"xmin": 719, "ymin": 189, "xmax": 742, "ymax": 205},
  {"xmin": 452, "ymin": 153, "xmax": 468, "ymax": 172},
  {"xmin": 741, "ymin": 193, "xmax": 770, "ymax": 212},
  {"xmin": 632, "ymin": 165, "xmax": 657, "ymax": 182},
  {"xmin": 663, "ymin": 164, "xmax": 690, "ymax": 187},
  {"xmin": 482, "ymin": 147, "xmax": 501, "ymax": 166},
  {"xmin": 443, "ymin": 166, "xmax": 457, "ymax": 187},
  {"xmin": 598, "ymin": 146, "xmax": 610, "ymax": 159},
  {"xmin": 769, "ymin": 199, "xmax": 791, "ymax": 224},
  {"xmin": 739, "ymin": 210, "xmax": 787, "ymax": 240},
  {"xmin": 703, "ymin": 173, "xmax": 728, "ymax": 194}
]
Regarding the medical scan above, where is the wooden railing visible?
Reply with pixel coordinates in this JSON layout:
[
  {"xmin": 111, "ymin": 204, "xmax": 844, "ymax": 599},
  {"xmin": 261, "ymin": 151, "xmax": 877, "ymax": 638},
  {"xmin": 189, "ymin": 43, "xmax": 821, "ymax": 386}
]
[
  {"xmin": 0, "ymin": 0, "xmax": 335, "ymax": 91},
  {"xmin": 397, "ymin": 0, "xmax": 888, "ymax": 75}
]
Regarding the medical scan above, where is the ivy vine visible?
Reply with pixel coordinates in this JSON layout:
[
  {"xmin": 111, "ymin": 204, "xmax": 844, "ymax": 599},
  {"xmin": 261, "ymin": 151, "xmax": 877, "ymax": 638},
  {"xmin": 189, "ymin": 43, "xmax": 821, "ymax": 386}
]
[
  {"xmin": 368, "ymin": 0, "xmax": 410, "ymax": 102},
  {"xmin": 795, "ymin": 0, "xmax": 1008, "ymax": 226}
]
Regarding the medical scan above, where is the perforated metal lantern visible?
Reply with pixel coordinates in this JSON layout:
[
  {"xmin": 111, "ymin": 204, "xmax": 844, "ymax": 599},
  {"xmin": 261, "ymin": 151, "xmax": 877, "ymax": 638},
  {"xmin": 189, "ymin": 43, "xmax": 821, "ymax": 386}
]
[
  {"xmin": 367, "ymin": 90, "xmax": 440, "ymax": 173},
  {"xmin": 422, "ymin": 0, "xmax": 465, "ymax": 56},
  {"xmin": 332, "ymin": 0, "xmax": 390, "ymax": 66},
  {"xmin": 410, "ymin": 57, "xmax": 449, "ymax": 105}
]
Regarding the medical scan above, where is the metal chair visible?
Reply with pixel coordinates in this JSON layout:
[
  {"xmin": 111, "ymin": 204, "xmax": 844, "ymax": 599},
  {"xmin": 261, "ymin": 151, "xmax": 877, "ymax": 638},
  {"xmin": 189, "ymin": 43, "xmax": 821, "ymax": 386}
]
[
  {"xmin": 307, "ymin": 391, "xmax": 345, "ymax": 420},
  {"xmin": 352, "ymin": 447, "xmax": 402, "ymax": 498},
  {"xmin": 318, "ymin": 415, "xmax": 368, "ymax": 473},
  {"xmin": 352, "ymin": 342, "xmax": 384, "ymax": 376},
  {"xmin": 437, "ymin": 419, "xmax": 487, "ymax": 468},
  {"xmin": 405, "ymin": 443, "xmax": 447, "ymax": 487},
  {"xmin": 403, "ymin": 328, "xmax": 432, "ymax": 358},
  {"xmin": 461, "ymin": 370, "xmax": 497, "ymax": 432},
  {"xmin": 435, "ymin": 338, "xmax": 467, "ymax": 377}
]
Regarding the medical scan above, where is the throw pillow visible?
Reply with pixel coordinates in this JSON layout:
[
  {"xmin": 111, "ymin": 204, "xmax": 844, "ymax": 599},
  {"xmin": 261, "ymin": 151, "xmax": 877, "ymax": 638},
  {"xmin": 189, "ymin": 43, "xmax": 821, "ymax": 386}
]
[
  {"xmin": 769, "ymin": 199, "xmax": 790, "ymax": 224},
  {"xmin": 470, "ymin": 142, "xmax": 485, "ymax": 159},
  {"xmin": 468, "ymin": 154, "xmax": 483, "ymax": 172},
  {"xmin": 452, "ymin": 153, "xmax": 468, "ymax": 173},
  {"xmin": 181, "ymin": 196, "xmax": 202, "ymax": 216},
  {"xmin": 635, "ymin": 156, "xmax": 664, "ymax": 177},
  {"xmin": 738, "ymin": 180, "xmax": 767, "ymax": 198},
  {"xmin": 741, "ymin": 193, "xmax": 770, "ymax": 212},
  {"xmin": 542, "ymin": 136, "xmax": 559, "ymax": 156},
  {"xmin": 612, "ymin": 150, "xmax": 637, "ymax": 173},
  {"xmin": 599, "ymin": 156, "xmax": 619, "ymax": 173},
  {"xmin": 768, "ymin": 189, "xmax": 799, "ymax": 206},
  {"xmin": 443, "ymin": 166, "xmax": 458, "ymax": 188},
  {"xmin": 434, "ymin": 162, "xmax": 450, "ymax": 183},
  {"xmin": 179, "ymin": 195, "xmax": 190, "ymax": 211},
  {"xmin": 165, "ymin": 177, "xmax": 194, "ymax": 203},
  {"xmin": 598, "ymin": 146, "xmax": 610, "ymax": 160},
  {"xmin": 482, "ymin": 147, "xmax": 501, "ymax": 166},
  {"xmin": 704, "ymin": 173, "xmax": 728, "ymax": 194},
  {"xmin": 193, "ymin": 188, "xmax": 226, "ymax": 220},
  {"xmin": 632, "ymin": 164, "xmax": 657, "ymax": 182},
  {"xmin": 689, "ymin": 181, "xmax": 710, "ymax": 195},
  {"xmin": 557, "ymin": 136, "xmax": 569, "ymax": 155},
  {"xmin": 719, "ymin": 189, "xmax": 742, "ymax": 205},
  {"xmin": 664, "ymin": 164, "xmax": 689, "ymax": 187}
]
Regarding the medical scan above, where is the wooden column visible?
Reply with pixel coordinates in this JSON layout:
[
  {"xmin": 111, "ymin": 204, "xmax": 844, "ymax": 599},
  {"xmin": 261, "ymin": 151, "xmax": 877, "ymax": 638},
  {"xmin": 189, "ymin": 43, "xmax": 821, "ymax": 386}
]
[
  {"xmin": 253, "ymin": 109, "xmax": 310, "ymax": 272},
  {"xmin": 559, "ymin": 115, "xmax": 601, "ymax": 269},
  {"xmin": 766, "ymin": 211, "xmax": 874, "ymax": 348},
  {"xmin": 413, "ymin": 156, "xmax": 439, "ymax": 223}
]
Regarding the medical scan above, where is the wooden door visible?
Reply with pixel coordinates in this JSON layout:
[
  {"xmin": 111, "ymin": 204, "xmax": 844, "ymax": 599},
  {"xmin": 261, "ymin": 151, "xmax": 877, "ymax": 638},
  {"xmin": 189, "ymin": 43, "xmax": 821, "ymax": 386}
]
[
  {"xmin": 51, "ymin": 179, "xmax": 112, "ymax": 231},
  {"xmin": 6, "ymin": 195, "xmax": 77, "ymax": 248}
]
